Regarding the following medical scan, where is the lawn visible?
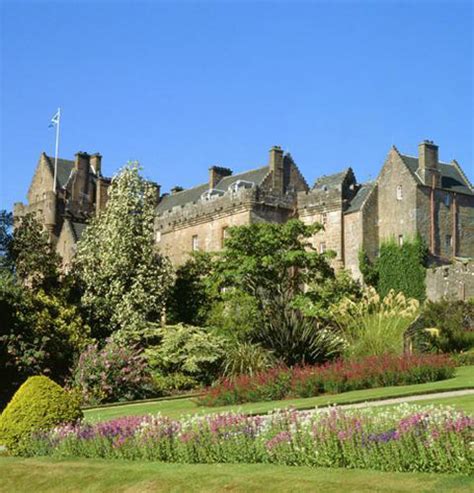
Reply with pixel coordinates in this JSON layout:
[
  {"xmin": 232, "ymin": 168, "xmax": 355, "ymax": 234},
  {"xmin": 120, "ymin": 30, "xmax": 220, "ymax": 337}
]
[
  {"xmin": 1, "ymin": 457, "xmax": 473, "ymax": 493},
  {"xmin": 84, "ymin": 365, "xmax": 474, "ymax": 422}
]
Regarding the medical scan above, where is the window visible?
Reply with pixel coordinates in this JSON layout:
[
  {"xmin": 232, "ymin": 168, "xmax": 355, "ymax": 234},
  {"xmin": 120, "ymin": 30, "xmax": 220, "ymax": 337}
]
[
  {"xmin": 319, "ymin": 242, "xmax": 326, "ymax": 253},
  {"xmin": 445, "ymin": 194, "xmax": 451, "ymax": 207},
  {"xmin": 398, "ymin": 234, "xmax": 404, "ymax": 246},
  {"xmin": 155, "ymin": 231, "xmax": 161, "ymax": 243},
  {"xmin": 221, "ymin": 227, "xmax": 229, "ymax": 247},
  {"xmin": 192, "ymin": 235, "xmax": 199, "ymax": 251},
  {"xmin": 445, "ymin": 234, "xmax": 452, "ymax": 250},
  {"xmin": 396, "ymin": 185, "xmax": 403, "ymax": 201}
]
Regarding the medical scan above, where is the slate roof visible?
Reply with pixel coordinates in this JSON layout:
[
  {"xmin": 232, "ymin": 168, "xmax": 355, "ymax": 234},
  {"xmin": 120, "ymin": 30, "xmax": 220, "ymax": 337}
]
[
  {"xmin": 44, "ymin": 154, "xmax": 76, "ymax": 189},
  {"xmin": 345, "ymin": 183, "xmax": 374, "ymax": 214},
  {"xmin": 156, "ymin": 166, "xmax": 270, "ymax": 213},
  {"xmin": 313, "ymin": 168, "xmax": 351, "ymax": 190},
  {"xmin": 400, "ymin": 154, "xmax": 473, "ymax": 195}
]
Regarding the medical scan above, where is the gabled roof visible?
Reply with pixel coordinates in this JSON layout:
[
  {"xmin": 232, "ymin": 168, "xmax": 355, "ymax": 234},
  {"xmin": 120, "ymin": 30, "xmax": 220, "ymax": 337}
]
[
  {"xmin": 156, "ymin": 165, "xmax": 269, "ymax": 213},
  {"xmin": 345, "ymin": 183, "xmax": 374, "ymax": 213},
  {"xmin": 399, "ymin": 154, "xmax": 473, "ymax": 196},
  {"xmin": 313, "ymin": 168, "xmax": 351, "ymax": 190}
]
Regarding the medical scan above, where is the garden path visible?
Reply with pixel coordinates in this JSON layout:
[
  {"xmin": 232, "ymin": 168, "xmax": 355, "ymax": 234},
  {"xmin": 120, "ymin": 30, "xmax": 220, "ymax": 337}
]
[{"xmin": 333, "ymin": 389, "xmax": 474, "ymax": 410}]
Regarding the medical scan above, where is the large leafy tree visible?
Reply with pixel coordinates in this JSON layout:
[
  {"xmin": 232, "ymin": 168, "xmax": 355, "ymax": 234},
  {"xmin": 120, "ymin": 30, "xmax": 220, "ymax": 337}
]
[
  {"xmin": 7, "ymin": 212, "xmax": 59, "ymax": 290},
  {"xmin": 0, "ymin": 210, "xmax": 13, "ymax": 268},
  {"xmin": 75, "ymin": 162, "xmax": 174, "ymax": 340},
  {"xmin": 212, "ymin": 219, "xmax": 334, "ymax": 309},
  {"xmin": 209, "ymin": 220, "xmax": 343, "ymax": 365}
]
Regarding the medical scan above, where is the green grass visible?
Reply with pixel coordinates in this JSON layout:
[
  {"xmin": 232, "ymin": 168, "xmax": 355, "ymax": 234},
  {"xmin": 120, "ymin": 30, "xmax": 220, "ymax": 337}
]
[
  {"xmin": 84, "ymin": 365, "xmax": 474, "ymax": 422},
  {"xmin": 382, "ymin": 393, "xmax": 474, "ymax": 414},
  {"xmin": 1, "ymin": 457, "xmax": 472, "ymax": 493}
]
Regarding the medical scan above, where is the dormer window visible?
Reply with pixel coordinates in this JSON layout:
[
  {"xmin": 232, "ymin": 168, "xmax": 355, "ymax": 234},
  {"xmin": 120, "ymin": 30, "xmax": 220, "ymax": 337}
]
[
  {"xmin": 228, "ymin": 180, "xmax": 254, "ymax": 193},
  {"xmin": 396, "ymin": 185, "xmax": 403, "ymax": 201}
]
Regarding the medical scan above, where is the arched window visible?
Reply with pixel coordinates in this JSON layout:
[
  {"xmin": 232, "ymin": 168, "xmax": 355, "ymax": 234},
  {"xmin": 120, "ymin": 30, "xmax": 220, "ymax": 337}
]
[{"xmin": 396, "ymin": 185, "xmax": 403, "ymax": 201}]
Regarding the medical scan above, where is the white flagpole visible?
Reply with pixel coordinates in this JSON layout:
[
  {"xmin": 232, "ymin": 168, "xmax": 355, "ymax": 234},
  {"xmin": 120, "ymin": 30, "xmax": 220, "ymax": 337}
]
[{"xmin": 53, "ymin": 107, "xmax": 61, "ymax": 193}]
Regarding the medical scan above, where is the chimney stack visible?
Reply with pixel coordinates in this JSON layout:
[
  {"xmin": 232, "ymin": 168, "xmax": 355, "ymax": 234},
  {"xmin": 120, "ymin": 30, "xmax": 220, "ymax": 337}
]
[
  {"xmin": 74, "ymin": 151, "xmax": 90, "ymax": 172},
  {"xmin": 171, "ymin": 186, "xmax": 184, "ymax": 194},
  {"xmin": 418, "ymin": 140, "xmax": 438, "ymax": 170},
  {"xmin": 209, "ymin": 166, "xmax": 232, "ymax": 189},
  {"xmin": 418, "ymin": 140, "xmax": 440, "ymax": 187},
  {"xmin": 90, "ymin": 153, "xmax": 102, "ymax": 176},
  {"xmin": 269, "ymin": 145, "xmax": 284, "ymax": 194}
]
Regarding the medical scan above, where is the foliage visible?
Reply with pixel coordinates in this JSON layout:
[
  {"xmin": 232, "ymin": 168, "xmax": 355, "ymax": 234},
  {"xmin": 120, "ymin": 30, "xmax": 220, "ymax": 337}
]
[
  {"xmin": 166, "ymin": 251, "xmax": 215, "ymax": 326},
  {"xmin": 332, "ymin": 287, "xmax": 420, "ymax": 359},
  {"xmin": 0, "ymin": 210, "xmax": 13, "ymax": 269},
  {"xmin": 0, "ymin": 271, "xmax": 91, "ymax": 408},
  {"xmin": 75, "ymin": 162, "xmax": 174, "ymax": 340},
  {"xmin": 144, "ymin": 325, "xmax": 227, "ymax": 385},
  {"xmin": 292, "ymin": 270, "xmax": 362, "ymax": 321},
  {"xmin": 255, "ymin": 300, "xmax": 344, "ymax": 366},
  {"xmin": 222, "ymin": 342, "xmax": 276, "ymax": 377},
  {"xmin": 0, "ymin": 376, "xmax": 82, "ymax": 456},
  {"xmin": 8, "ymin": 212, "xmax": 60, "ymax": 290},
  {"xmin": 421, "ymin": 299, "xmax": 474, "ymax": 353},
  {"xmin": 26, "ymin": 403, "xmax": 472, "ymax": 474},
  {"xmin": 211, "ymin": 219, "xmax": 334, "ymax": 310},
  {"xmin": 199, "ymin": 353, "xmax": 454, "ymax": 407},
  {"xmin": 206, "ymin": 289, "xmax": 263, "ymax": 342},
  {"xmin": 152, "ymin": 372, "xmax": 198, "ymax": 395},
  {"xmin": 359, "ymin": 237, "xmax": 428, "ymax": 302},
  {"xmin": 72, "ymin": 340, "xmax": 154, "ymax": 406}
]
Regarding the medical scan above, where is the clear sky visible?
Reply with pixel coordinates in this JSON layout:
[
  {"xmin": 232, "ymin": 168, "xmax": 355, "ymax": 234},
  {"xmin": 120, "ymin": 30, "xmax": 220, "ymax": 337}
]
[{"xmin": 1, "ymin": 0, "xmax": 472, "ymax": 210}]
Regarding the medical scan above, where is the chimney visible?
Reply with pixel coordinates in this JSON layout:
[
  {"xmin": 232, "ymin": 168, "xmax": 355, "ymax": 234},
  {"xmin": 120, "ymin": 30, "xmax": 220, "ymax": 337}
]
[
  {"xmin": 171, "ymin": 186, "xmax": 184, "ymax": 194},
  {"xmin": 74, "ymin": 151, "xmax": 90, "ymax": 172},
  {"xmin": 90, "ymin": 153, "xmax": 102, "ymax": 176},
  {"xmin": 418, "ymin": 140, "xmax": 438, "ymax": 170},
  {"xmin": 209, "ymin": 166, "xmax": 232, "ymax": 189},
  {"xmin": 269, "ymin": 145, "xmax": 284, "ymax": 194},
  {"xmin": 418, "ymin": 140, "xmax": 440, "ymax": 187}
]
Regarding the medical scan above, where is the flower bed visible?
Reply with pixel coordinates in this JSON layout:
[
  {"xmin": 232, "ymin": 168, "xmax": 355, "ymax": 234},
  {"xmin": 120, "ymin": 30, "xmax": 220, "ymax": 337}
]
[
  {"xmin": 27, "ymin": 405, "xmax": 473, "ymax": 474},
  {"xmin": 198, "ymin": 354, "xmax": 455, "ymax": 407}
]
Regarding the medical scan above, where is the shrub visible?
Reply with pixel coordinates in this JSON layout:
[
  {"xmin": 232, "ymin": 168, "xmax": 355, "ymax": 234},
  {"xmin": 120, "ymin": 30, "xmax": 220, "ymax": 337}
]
[
  {"xmin": 199, "ymin": 353, "xmax": 455, "ymax": 407},
  {"xmin": 0, "ymin": 376, "xmax": 82, "ymax": 455},
  {"xmin": 72, "ymin": 340, "xmax": 154, "ymax": 406},
  {"xmin": 255, "ymin": 302, "xmax": 344, "ymax": 366},
  {"xmin": 421, "ymin": 299, "xmax": 474, "ymax": 353},
  {"xmin": 144, "ymin": 324, "xmax": 227, "ymax": 385},
  {"xmin": 332, "ymin": 288, "xmax": 419, "ymax": 359},
  {"xmin": 152, "ymin": 372, "xmax": 198, "ymax": 395},
  {"xmin": 222, "ymin": 342, "xmax": 276, "ymax": 377}
]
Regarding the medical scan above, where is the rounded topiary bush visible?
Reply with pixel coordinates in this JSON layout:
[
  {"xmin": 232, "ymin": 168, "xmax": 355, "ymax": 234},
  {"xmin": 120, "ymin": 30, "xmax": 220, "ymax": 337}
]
[{"xmin": 0, "ymin": 375, "xmax": 82, "ymax": 455}]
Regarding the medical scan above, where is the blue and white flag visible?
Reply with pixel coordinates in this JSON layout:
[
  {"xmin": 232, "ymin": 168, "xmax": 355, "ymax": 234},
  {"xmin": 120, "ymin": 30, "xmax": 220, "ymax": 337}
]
[{"xmin": 49, "ymin": 109, "xmax": 60, "ymax": 128}]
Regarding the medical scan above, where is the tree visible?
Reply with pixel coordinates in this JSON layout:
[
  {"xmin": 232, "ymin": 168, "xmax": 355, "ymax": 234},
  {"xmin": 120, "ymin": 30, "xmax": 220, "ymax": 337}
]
[
  {"xmin": 7, "ymin": 212, "xmax": 59, "ymax": 290},
  {"xmin": 75, "ymin": 162, "xmax": 174, "ymax": 341},
  {"xmin": 167, "ymin": 251, "xmax": 215, "ymax": 326},
  {"xmin": 0, "ymin": 210, "xmax": 13, "ymax": 269},
  {"xmin": 211, "ymin": 219, "xmax": 334, "ymax": 310}
]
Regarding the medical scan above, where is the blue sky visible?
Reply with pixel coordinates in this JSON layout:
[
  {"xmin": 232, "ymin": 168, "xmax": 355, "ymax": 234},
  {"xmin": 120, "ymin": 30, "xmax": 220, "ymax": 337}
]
[{"xmin": 1, "ymin": 0, "xmax": 472, "ymax": 210}]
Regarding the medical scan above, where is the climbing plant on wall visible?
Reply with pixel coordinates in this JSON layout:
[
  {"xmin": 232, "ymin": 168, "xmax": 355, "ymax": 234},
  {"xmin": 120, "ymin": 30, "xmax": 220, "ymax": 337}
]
[{"xmin": 359, "ymin": 236, "xmax": 428, "ymax": 302}]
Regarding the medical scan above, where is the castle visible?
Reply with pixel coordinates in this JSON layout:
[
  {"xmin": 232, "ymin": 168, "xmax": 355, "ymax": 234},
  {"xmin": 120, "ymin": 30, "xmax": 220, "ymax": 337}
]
[{"xmin": 14, "ymin": 140, "xmax": 474, "ymax": 298}]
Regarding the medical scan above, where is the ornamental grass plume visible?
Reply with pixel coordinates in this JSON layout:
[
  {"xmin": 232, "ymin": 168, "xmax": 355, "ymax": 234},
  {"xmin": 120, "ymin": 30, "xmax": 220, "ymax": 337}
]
[{"xmin": 331, "ymin": 287, "xmax": 420, "ymax": 358}]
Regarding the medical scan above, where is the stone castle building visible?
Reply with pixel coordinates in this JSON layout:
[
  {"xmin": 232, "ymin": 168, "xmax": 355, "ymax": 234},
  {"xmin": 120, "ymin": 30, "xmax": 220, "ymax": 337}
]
[
  {"xmin": 155, "ymin": 141, "xmax": 474, "ymax": 281},
  {"xmin": 15, "ymin": 140, "xmax": 474, "ymax": 295},
  {"xmin": 14, "ymin": 151, "xmax": 111, "ymax": 266}
]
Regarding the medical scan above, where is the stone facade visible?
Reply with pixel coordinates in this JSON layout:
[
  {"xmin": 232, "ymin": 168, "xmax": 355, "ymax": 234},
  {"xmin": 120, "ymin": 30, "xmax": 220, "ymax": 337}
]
[
  {"xmin": 426, "ymin": 260, "xmax": 474, "ymax": 301},
  {"xmin": 16, "ymin": 140, "xmax": 474, "ymax": 299}
]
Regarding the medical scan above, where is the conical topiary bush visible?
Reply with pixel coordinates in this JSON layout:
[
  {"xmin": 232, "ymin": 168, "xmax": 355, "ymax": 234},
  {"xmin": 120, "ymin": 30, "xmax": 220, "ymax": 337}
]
[{"xmin": 0, "ymin": 375, "xmax": 82, "ymax": 455}]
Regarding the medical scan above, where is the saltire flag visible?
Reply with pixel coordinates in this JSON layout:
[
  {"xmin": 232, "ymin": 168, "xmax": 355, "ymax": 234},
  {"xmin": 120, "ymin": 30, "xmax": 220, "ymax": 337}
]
[{"xmin": 49, "ymin": 110, "xmax": 60, "ymax": 128}]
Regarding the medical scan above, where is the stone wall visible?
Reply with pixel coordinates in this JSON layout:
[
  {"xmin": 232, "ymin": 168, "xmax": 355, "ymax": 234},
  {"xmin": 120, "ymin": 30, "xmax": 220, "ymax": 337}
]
[
  {"xmin": 426, "ymin": 260, "xmax": 474, "ymax": 301},
  {"xmin": 377, "ymin": 150, "xmax": 418, "ymax": 244}
]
